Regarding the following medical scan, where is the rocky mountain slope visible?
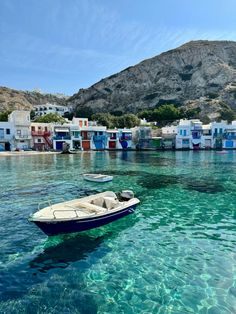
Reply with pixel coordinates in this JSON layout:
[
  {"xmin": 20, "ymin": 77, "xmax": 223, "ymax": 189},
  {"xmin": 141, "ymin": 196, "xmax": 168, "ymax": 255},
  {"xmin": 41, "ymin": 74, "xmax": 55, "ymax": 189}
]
[
  {"xmin": 0, "ymin": 86, "xmax": 68, "ymax": 112},
  {"xmin": 68, "ymin": 40, "xmax": 236, "ymax": 119}
]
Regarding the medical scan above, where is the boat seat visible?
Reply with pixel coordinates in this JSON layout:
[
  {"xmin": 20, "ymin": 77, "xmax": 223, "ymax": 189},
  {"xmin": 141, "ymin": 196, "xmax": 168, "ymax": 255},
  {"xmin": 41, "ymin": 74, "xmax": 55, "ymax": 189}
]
[
  {"xmin": 103, "ymin": 197, "xmax": 119, "ymax": 210},
  {"xmin": 90, "ymin": 197, "xmax": 105, "ymax": 208},
  {"xmin": 78, "ymin": 202, "xmax": 107, "ymax": 213}
]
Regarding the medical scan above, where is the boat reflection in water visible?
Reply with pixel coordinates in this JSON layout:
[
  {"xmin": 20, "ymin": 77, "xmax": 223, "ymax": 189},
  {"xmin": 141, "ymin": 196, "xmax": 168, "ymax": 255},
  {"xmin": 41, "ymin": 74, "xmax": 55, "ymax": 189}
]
[{"xmin": 29, "ymin": 213, "xmax": 138, "ymax": 274}]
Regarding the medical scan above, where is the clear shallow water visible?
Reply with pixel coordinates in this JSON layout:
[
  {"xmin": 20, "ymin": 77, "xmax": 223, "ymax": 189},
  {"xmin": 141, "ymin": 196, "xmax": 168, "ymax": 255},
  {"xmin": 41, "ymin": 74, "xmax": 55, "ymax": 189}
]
[{"xmin": 0, "ymin": 151, "xmax": 236, "ymax": 314}]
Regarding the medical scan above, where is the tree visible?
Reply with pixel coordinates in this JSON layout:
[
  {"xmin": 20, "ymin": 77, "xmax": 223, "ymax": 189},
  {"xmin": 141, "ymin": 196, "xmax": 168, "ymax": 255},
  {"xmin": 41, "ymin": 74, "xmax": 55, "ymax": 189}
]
[
  {"xmin": 92, "ymin": 113, "xmax": 140, "ymax": 128},
  {"xmin": 75, "ymin": 106, "xmax": 93, "ymax": 119},
  {"xmin": 183, "ymin": 107, "xmax": 201, "ymax": 119},
  {"xmin": 34, "ymin": 113, "xmax": 66, "ymax": 123},
  {"xmin": 219, "ymin": 108, "xmax": 236, "ymax": 122},
  {"xmin": 138, "ymin": 109, "xmax": 154, "ymax": 121},
  {"xmin": 63, "ymin": 111, "xmax": 74, "ymax": 120},
  {"xmin": 91, "ymin": 113, "xmax": 115, "ymax": 128},
  {"xmin": 0, "ymin": 111, "xmax": 11, "ymax": 121},
  {"xmin": 115, "ymin": 114, "xmax": 140, "ymax": 128},
  {"xmin": 30, "ymin": 110, "xmax": 36, "ymax": 120},
  {"xmin": 138, "ymin": 104, "xmax": 183, "ymax": 124}
]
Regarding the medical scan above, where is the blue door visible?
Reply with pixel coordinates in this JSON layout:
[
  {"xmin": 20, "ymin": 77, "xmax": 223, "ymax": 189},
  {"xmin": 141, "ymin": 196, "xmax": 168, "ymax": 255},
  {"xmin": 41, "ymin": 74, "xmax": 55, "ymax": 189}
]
[
  {"xmin": 56, "ymin": 141, "xmax": 63, "ymax": 150},
  {"xmin": 225, "ymin": 140, "xmax": 233, "ymax": 148}
]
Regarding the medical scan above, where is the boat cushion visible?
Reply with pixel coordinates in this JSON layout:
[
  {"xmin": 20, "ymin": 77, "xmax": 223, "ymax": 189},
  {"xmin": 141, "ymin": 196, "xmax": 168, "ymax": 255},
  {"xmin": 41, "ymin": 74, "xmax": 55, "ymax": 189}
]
[
  {"xmin": 91, "ymin": 197, "xmax": 105, "ymax": 208},
  {"xmin": 103, "ymin": 197, "xmax": 119, "ymax": 210}
]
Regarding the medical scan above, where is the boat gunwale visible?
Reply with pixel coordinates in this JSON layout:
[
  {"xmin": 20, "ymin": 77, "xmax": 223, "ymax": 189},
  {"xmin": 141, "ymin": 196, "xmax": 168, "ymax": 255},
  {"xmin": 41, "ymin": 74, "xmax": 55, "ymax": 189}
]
[
  {"xmin": 29, "ymin": 195, "xmax": 140, "ymax": 223},
  {"xmin": 29, "ymin": 204, "xmax": 138, "ymax": 223}
]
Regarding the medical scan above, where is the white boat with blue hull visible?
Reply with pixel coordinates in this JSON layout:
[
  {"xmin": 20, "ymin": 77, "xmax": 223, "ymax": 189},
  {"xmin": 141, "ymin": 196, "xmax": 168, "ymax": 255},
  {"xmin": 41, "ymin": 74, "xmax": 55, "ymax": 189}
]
[
  {"xmin": 83, "ymin": 174, "xmax": 113, "ymax": 183},
  {"xmin": 29, "ymin": 191, "xmax": 140, "ymax": 236}
]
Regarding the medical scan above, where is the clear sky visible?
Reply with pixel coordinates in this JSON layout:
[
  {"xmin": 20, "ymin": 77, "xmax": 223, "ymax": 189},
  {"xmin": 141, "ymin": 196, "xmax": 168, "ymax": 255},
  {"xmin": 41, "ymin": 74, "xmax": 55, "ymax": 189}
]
[{"xmin": 1, "ymin": 0, "xmax": 236, "ymax": 95}]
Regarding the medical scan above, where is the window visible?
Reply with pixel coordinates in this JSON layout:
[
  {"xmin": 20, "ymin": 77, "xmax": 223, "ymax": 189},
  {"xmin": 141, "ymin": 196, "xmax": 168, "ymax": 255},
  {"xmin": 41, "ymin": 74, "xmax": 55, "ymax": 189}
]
[
  {"xmin": 31, "ymin": 126, "xmax": 35, "ymax": 132},
  {"xmin": 180, "ymin": 130, "xmax": 182, "ymax": 135},
  {"xmin": 38, "ymin": 139, "xmax": 41, "ymax": 143},
  {"xmin": 17, "ymin": 130, "xmax": 21, "ymax": 135},
  {"xmin": 6, "ymin": 129, "xmax": 10, "ymax": 135},
  {"xmin": 99, "ymin": 131, "xmax": 103, "ymax": 135},
  {"xmin": 219, "ymin": 128, "xmax": 223, "ymax": 134},
  {"xmin": 183, "ymin": 130, "xmax": 187, "ymax": 136}
]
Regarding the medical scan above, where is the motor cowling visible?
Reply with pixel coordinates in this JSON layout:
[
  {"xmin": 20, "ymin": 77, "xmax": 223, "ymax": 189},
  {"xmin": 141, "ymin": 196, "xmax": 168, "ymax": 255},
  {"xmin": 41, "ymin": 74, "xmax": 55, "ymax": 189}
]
[{"xmin": 120, "ymin": 190, "xmax": 134, "ymax": 201}]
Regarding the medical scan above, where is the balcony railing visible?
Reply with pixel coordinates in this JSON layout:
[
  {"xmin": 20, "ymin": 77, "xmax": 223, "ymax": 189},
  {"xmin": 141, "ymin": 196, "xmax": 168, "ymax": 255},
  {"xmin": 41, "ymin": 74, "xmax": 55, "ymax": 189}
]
[
  {"xmin": 120, "ymin": 135, "xmax": 132, "ymax": 141},
  {"xmin": 31, "ymin": 131, "xmax": 51, "ymax": 136},
  {"xmin": 192, "ymin": 134, "xmax": 201, "ymax": 139},
  {"xmin": 93, "ymin": 135, "xmax": 107, "ymax": 141},
  {"xmin": 53, "ymin": 135, "xmax": 71, "ymax": 140},
  {"xmin": 213, "ymin": 133, "xmax": 223, "ymax": 138},
  {"xmin": 71, "ymin": 133, "xmax": 81, "ymax": 139},
  {"xmin": 223, "ymin": 134, "xmax": 236, "ymax": 140},
  {"xmin": 192, "ymin": 126, "xmax": 202, "ymax": 131},
  {"xmin": 15, "ymin": 134, "xmax": 32, "ymax": 140}
]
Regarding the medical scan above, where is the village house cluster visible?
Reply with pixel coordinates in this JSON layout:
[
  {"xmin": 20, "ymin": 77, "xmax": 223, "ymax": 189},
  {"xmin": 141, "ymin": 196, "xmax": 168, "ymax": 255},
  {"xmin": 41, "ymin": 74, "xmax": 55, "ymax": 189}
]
[{"xmin": 0, "ymin": 110, "xmax": 236, "ymax": 152}]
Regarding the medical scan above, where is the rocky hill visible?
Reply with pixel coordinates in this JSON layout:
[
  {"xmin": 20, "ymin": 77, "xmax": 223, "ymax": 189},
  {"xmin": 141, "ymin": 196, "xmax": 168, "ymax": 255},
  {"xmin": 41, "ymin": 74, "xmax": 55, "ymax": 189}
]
[
  {"xmin": 68, "ymin": 40, "xmax": 236, "ymax": 119},
  {"xmin": 0, "ymin": 86, "xmax": 68, "ymax": 112}
]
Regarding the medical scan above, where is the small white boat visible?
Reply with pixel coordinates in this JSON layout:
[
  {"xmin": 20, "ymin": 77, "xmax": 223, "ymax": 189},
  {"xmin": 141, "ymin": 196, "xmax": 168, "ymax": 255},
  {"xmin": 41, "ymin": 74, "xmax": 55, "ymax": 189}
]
[
  {"xmin": 83, "ymin": 173, "xmax": 113, "ymax": 183},
  {"xmin": 29, "ymin": 191, "xmax": 140, "ymax": 236}
]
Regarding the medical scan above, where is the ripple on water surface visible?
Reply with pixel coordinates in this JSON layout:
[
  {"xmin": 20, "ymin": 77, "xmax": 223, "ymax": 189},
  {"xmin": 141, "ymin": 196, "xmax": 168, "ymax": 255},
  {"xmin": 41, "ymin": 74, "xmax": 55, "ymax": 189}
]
[{"xmin": 0, "ymin": 151, "xmax": 236, "ymax": 314}]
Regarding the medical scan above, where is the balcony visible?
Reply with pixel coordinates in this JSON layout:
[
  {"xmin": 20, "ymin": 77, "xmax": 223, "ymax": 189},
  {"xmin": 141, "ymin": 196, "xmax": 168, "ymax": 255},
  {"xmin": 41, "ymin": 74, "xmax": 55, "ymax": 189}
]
[
  {"xmin": 53, "ymin": 135, "xmax": 71, "ymax": 140},
  {"xmin": 213, "ymin": 133, "xmax": 223, "ymax": 138},
  {"xmin": 15, "ymin": 134, "xmax": 32, "ymax": 140},
  {"xmin": 120, "ymin": 135, "xmax": 132, "ymax": 141},
  {"xmin": 71, "ymin": 135, "xmax": 82, "ymax": 140},
  {"xmin": 192, "ymin": 126, "xmax": 202, "ymax": 131},
  {"xmin": 93, "ymin": 135, "xmax": 106, "ymax": 141},
  {"xmin": 223, "ymin": 134, "xmax": 236, "ymax": 140},
  {"xmin": 192, "ymin": 134, "xmax": 201, "ymax": 139},
  {"xmin": 31, "ymin": 131, "xmax": 51, "ymax": 136}
]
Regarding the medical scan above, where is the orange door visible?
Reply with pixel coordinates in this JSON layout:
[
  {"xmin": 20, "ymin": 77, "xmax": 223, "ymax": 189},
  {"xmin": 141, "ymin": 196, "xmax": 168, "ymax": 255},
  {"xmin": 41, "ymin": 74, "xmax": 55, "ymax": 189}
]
[{"xmin": 82, "ymin": 140, "xmax": 90, "ymax": 150}]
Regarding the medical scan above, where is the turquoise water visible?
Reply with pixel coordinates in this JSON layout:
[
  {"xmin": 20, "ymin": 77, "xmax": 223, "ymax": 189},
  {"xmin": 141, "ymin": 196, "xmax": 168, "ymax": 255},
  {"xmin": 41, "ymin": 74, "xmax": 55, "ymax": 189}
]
[{"xmin": 0, "ymin": 151, "xmax": 236, "ymax": 314}]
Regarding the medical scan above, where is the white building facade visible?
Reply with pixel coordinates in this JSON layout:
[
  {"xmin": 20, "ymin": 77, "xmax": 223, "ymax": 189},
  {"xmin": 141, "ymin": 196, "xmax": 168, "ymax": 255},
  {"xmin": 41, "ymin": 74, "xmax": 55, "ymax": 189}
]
[
  {"xmin": 9, "ymin": 111, "xmax": 31, "ymax": 150},
  {"xmin": 34, "ymin": 103, "xmax": 70, "ymax": 117}
]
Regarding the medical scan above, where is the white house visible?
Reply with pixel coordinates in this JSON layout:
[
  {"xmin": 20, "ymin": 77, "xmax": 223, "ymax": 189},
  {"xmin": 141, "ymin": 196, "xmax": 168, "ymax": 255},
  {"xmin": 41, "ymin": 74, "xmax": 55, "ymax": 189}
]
[
  {"xmin": 34, "ymin": 103, "xmax": 70, "ymax": 117},
  {"xmin": 176, "ymin": 119, "xmax": 192, "ymax": 149},
  {"xmin": 0, "ymin": 122, "xmax": 14, "ymax": 151},
  {"xmin": 176, "ymin": 119, "xmax": 204, "ymax": 150},
  {"xmin": 222, "ymin": 120, "xmax": 236, "ymax": 149},
  {"xmin": 9, "ymin": 111, "xmax": 31, "ymax": 150},
  {"xmin": 211, "ymin": 121, "xmax": 227, "ymax": 149}
]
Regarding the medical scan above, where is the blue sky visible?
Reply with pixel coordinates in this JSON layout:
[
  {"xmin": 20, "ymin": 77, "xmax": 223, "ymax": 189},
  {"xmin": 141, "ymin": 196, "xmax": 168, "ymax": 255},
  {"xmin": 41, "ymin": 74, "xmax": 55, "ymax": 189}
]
[{"xmin": 1, "ymin": 0, "xmax": 236, "ymax": 95}]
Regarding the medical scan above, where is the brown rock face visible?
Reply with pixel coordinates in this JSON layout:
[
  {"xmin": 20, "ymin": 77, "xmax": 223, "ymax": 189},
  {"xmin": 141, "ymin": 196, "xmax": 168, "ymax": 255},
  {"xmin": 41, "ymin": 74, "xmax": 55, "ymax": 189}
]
[
  {"xmin": 0, "ymin": 86, "xmax": 68, "ymax": 112},
  {"xmin": 68, "ymin": 40, "xmax": 236, "ymax": 117}
]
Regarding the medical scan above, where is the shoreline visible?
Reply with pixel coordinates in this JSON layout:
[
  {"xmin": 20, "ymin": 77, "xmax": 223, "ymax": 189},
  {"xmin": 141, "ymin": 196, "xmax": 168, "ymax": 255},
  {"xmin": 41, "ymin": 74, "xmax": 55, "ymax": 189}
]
[
  {"xmin": 0, "ymin": 151, "xmax": 61, "ymax": 157},
  {"xmin": 0, "ymin": 149, "xmax": 235, "ymax": 157}
]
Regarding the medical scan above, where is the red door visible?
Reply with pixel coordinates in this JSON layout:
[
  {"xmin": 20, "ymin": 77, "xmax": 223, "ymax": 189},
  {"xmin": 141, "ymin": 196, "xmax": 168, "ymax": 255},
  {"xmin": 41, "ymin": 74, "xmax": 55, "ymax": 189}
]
[{"xmin": 109, "ymin": 141, "xmax": 116, "ymax": 149}]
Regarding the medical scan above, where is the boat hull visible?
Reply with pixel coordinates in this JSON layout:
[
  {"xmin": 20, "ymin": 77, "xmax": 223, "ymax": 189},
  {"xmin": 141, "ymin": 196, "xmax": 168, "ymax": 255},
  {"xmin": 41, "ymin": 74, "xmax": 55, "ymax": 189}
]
[
  {"xmin": 83, "ymin": 174, "xmax": 113, "ymax": 182},
  {"xmin": 32, "ymin": 205, "xmax": 137, "ymax": 236}
]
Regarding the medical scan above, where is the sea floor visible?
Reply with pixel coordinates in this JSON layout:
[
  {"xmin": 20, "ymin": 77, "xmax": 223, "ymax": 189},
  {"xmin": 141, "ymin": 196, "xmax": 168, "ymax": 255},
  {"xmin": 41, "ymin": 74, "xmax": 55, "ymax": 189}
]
[{"xmin": 0, "ymin": 151, "xmax": 235, "ymax": 313}]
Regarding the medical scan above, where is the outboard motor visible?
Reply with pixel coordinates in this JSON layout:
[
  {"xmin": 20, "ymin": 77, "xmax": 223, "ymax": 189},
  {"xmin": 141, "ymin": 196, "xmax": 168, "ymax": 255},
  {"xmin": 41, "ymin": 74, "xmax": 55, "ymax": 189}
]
[{"xmin": 120, "ymin": 190, "xmax": 134, "ymax": 201}]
